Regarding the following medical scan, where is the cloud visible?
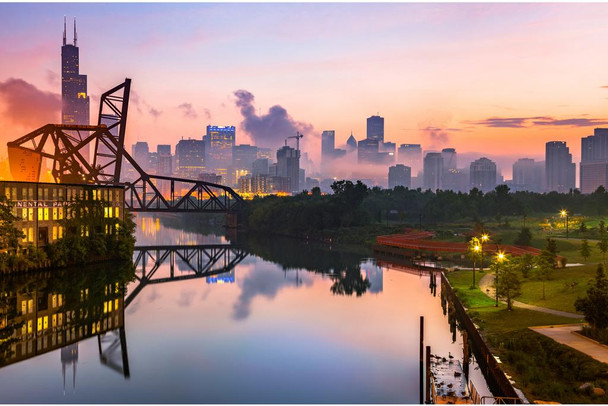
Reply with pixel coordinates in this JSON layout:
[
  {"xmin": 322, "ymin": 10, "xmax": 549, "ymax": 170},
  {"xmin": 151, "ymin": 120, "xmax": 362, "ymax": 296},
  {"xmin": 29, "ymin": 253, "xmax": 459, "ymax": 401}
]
[
  {"xmin": 601, "ymin": 86, "xmax": 608, "ymax": 89},
  {"xmin": 232, "ymin": 265, "xmax": 312, "ymax": 321},
  {"xmin": 131, "ymin": 90, "xmax": 162, "ymax": 118},
  {"xmin": 45, "ymin": 69, "xmax": 59, "ymax": 87},
  {"xmin": 149, "ymin": 107, "xmax": 162, "ymax": 118},
  {"xmin": 233, "ymin": 89, "xmax": 314, "ymax": 149},
  {"xmin": 469, "ymin": 116, "xmax": 608, "ymax": 128},
  {"xmin": 177, "ymin": 102, "xmax": 198, "ymax": 119},
  {"xmin": 0, "ymin": 78, "xmax": 60, "ymax": 128},
  {"xmin": 177, "ymin": 289, "xmax": 196, "ymax": 307},
  {"xmin": 203, "ymin": 108, "xmax": 212, "ymax": 120}
]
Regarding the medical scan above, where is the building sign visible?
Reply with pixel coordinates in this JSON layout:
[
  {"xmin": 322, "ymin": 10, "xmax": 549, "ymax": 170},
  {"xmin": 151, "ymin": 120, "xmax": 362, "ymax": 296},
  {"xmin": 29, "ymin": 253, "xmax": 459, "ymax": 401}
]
[{"xmin": 14, "ymin": 201, "xmax": 71, "ymax": 208}]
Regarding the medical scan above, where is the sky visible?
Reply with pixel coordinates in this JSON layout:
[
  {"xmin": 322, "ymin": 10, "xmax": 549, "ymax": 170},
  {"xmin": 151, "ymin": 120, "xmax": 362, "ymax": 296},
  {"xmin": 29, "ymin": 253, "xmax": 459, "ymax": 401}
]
[{"xmin": 1, "ymin": 3, "xmax": 608, "ymax": 179}]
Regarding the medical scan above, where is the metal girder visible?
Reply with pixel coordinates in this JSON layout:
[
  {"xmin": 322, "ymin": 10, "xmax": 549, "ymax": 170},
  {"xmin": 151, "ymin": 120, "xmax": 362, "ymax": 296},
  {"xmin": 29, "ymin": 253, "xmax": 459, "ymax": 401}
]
[
  {"xmin": 125, "ymin": 244, "xmax": 248, "ymax": 307},
  {"xmin": 7, "ymin": 79, "xmax": 243, "ymax": 213}
]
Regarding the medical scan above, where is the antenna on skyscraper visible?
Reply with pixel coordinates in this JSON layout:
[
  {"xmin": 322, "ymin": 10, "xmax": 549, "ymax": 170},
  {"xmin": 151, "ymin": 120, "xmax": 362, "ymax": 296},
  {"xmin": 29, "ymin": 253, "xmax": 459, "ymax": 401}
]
[
  {"xmin": 73, "ymin": 17, "xmax": 77, "ymax": 47},
  {"xmin": 63, "ymin": 16, "xmax": 66, "ymax": 46}
]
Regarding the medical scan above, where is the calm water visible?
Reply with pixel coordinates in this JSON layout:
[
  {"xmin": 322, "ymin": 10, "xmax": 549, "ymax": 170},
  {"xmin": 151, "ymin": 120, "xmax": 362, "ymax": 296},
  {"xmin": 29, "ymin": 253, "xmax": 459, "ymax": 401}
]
[{"xmin": 0, "ymin": 214, "xmax": 490, "ymax": 403}]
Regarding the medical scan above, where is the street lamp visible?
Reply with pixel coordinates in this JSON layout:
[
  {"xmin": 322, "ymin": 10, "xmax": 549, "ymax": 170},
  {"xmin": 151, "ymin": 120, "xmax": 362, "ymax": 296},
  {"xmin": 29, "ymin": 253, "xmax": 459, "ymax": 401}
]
[
  {"xmin": 560, "ymin": 209, "xmax": 569, "ymax": 239},
  {"xmin": 495, "ymin": 250, "xmax": 506, "ymax": 307},
  {"xmin": 480, "ymin": 233, "xmax": 489, "ymax": 270},
  {"xmin": 473, "ymin": 244, "xmax": 481, "ymax": 287}
]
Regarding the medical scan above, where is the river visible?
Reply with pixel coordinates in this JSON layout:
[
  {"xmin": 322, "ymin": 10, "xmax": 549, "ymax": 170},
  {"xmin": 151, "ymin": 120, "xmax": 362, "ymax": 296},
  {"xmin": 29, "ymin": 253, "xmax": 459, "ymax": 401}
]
[{"xmin": 0, "ymin": 213, "xmax": 491, "ymax": 403}]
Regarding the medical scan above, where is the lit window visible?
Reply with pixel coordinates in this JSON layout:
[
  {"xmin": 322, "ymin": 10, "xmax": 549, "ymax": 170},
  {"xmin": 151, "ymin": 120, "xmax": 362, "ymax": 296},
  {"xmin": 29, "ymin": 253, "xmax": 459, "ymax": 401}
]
[
  {"xmin": 27, "ymin": 320, "xmax": 33, "ymax": 334},
  {"xmin": 28, "ymin": 208, "xmax": 33, "ymax": 221},
  {"xmin": 52, "ymin": 227, "xmax": 57, "ymax": 240},
  {"xmin": 28, "ymin": 228, "xmax": 34, "ymax": 242},
  {"xmin": 28, "ymin": 299, "xmax": 33, "ymax": 313},
  {"xmin": 52, "ymin": 208, "xmax": 57, "ymax": 220},
  {"xmin": 43, "ymin": 208, "xmax": 49, "ymax": 220},
  {"xmin": 52, "ymin": 314, "xmax": 57, "ymax": 327},
  {"xmin": 58, "ymin": 226, "xmax": 63, "ymax": 239},
  {"xmin": 43, "ymin": 316, "xmax": 48, "ymax": 330},
  {"xmin": 37, "ymin": 208, "xmax": 43, "ymax": 220},
  {"xmin": 52, "ymin": 294, "xmax": 57, "ymax": 308},
  {"xmin": 21, "ymin": 301, "xmax": 26, "ymax": 315},
  {"xmin": 115, "ymin": 207, "xmax": 119, "ymax": 218},
  {"xmin": 37, "ymin": 317, "xmax": 42, "ymax": 332}
]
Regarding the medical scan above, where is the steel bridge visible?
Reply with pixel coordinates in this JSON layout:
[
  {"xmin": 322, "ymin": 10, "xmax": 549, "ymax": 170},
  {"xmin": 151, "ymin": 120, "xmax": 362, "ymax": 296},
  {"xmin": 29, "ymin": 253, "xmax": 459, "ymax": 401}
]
[
  {"xmin": 125, "ymin": 244, "xmax": 248, "ymax": 307},
  {"xmin": 7, "ymin": 79, "xmax": 243, "ymax": 214}
]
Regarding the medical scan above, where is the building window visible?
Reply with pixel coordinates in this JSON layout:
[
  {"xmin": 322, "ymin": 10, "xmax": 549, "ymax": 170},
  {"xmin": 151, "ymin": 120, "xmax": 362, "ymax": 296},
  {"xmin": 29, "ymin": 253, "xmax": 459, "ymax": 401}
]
[
  {"xmin": 52, "ymin": 208, "xmax": 57, "ymax": 220},
  {"xmin": 28, "ymin": 208, "xmax": 33, "ymax": 221},
  {"xmin": 115, "ymin": 207, "xmax": 120, "ymax": 218},
  {"xmin": 52, "ymin": 226, "xmax": 57, "ymax": 240},
  {"xmin": 28, "ymin": 299, "xmax": 33, "ymax": 313},
  {"xmin": 28, "ymin": 227, "xmax": 34, "ymax": 242},
  {"xmin": 21, "ymin": 300, "xmax": 26, "ymax": 315}
]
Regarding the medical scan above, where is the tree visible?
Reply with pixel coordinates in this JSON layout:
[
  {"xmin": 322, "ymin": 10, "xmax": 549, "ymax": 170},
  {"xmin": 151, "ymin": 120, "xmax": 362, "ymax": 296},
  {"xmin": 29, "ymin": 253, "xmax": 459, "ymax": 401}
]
[
  {"xmin": 599, "ymin": 220, "xmax": 606, "ymax": 235},
  {"xmin": 0, "ymin": 195, "xmax": 25, "ymax": 251},
  {"xmin": 545, "ymin": 238, "xmax": 558, "ymax": 257},
  {"xmin": 519, "ymin": 253, "xmax": 534, "ymax": 279},
  {"xmin": 514, "ymin": 227, "xmax": 532, "ymax": 246},
  {"xmin": 580, "ymin": 221, "xmax": 588, "ymax": 233},
  {"xmin": 494, "ymin": 256, "xmax": 521, "ymax": 311},
  {"xmin": 598, "ymin": 235, "xmax": 608, "ymax": 264},
  {"xmin": 575, "ymin": 264, "xmax": 608, "ymax": 330},
  {"xmin": 580, "ymin": 239, "xmax": 591, "ymax": 262},
  {"xmin": 534, "ymin": 253, "xmax": 555, "ymax": 300}
]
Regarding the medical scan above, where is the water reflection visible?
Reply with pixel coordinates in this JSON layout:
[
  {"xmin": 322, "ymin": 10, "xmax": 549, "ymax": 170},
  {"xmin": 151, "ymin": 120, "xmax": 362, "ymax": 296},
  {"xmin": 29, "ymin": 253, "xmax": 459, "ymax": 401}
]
[
  {"xmin": 0, "ymin": 262, "xmax": 134, "ymax": 390},
  {"xmin": 0, "ymin": 214, "xmax": 493, "ymax": 403}
]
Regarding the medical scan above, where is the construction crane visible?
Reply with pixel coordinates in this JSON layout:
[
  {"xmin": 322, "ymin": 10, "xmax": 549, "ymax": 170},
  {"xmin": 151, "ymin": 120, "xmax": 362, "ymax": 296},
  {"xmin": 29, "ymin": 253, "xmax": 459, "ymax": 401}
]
[{"xmin": 285, "ymin": 131, "xmax": 303, "ymax": 151}]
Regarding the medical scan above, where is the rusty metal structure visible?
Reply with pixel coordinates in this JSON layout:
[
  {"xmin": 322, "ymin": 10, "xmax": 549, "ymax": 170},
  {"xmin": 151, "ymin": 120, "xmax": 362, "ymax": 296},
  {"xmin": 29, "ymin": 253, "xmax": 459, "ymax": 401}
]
[{"xmin": 7, "ymin": 79, "xmax": 243, "ymax": 213}]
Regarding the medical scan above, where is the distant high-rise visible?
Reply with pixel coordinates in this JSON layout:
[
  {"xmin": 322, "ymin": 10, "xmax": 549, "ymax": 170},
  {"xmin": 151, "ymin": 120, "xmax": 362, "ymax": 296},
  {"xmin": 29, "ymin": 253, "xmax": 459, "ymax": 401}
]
[
  {"xmin": 580, "ymin": 128, "xmax": 608, "ymax": 194},
  {"xmin": 388, "ymin": 164, "xmax": 411, "ymax": 189},
  {"xmin": 321, "ymin": 130, "xmax": 335, "ymax": 157},
  {"xmin": 132, "ymin": 142, "xmax": 150, "ymax": 172},
  {"xmin": 277, "ymin": 146, "xmax": 300, "ymax": 193},
  {"xmin": 470, "ymin": 157, "xmax": 497, "ymax": 193},
  {"xmin": 346, "ymin": 133, "xmax": 357, "ymax": 150},
  {"xmin": 545, "ymin": 141, "xmax": 575, "ymax": 193},
  {"xmin": 366, "ymin": 115, "xmax": 384, "ymax": 143},
  {"xmin": 61, "ymin": 17, "xmax": 90, "ymax": 161},
  {"xmin": 441, "ymin": 148, "xmax": 457, "ymax": 171},
  {"xmin": 206, "ymin": 125, "xmax": 235, "ymax": 176},
  {"xmin": 232, "ymin": 144, "xmax": 258, "ymax": 185},
  {"xmin": 156, "ymin": 144, "xmax": 172, "ymax": 176},
  {"xmin": 357, "ymin": 139, "xmax": 379, "ymax": 164},
  {"xmin": 175, "ymin": 138, "xmax": 205, "ymax": 178},
  {"xmin": 512, "ymin": 158, "xmax": 544, "ymax": 192},
  {"xmin": 252, "ymin": 158, "xmax": 269, "ymax": 176},
  {"xmin": 423, "ymin": 152, "xmax": 443, "ymax": 191},
  {"xmin": 398, "ymin": 144, "xmax": 422, "ymax": 175}
]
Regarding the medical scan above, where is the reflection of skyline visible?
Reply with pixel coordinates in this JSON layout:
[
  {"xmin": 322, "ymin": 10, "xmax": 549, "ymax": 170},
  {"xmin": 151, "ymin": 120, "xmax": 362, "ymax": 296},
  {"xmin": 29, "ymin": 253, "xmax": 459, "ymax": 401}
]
[
  {"xmin": 135, "ymin": 214, "xmax": 227, "ymax": 246},
  {"xmin": 363, "ymin": 266, "xmax": 383, "ymax": 294},
  {"xmin": 207, "ymin": 270, "xmax": 235, "ymax": 284},
  {"xmin": 232, "ymin": 264, "xmax": 314, "ymax": 321}
]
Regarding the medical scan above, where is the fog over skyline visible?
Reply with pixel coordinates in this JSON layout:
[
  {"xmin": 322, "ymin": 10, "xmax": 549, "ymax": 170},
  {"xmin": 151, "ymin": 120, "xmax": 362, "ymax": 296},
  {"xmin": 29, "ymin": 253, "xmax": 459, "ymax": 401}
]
[{"xmin": 1, "ymin": 3, "xmax": 608, "ymax": 180}]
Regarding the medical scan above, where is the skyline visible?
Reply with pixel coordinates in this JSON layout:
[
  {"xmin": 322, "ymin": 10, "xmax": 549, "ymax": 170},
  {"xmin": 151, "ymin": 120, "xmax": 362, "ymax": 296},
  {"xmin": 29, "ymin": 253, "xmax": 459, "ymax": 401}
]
[{"xmin": 2, "ymin": 3, "xmax": 608, "ymax": 179}]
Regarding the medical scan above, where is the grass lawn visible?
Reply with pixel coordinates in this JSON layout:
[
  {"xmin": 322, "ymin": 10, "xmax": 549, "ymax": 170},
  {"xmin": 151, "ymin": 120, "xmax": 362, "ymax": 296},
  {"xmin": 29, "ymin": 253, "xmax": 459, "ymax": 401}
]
[
  {"xmin": 516, "ymin": 264, "xmax": 598, "ymax": 313},
  {"xmin": 445, "ymin": 269, "xmax": 608, "ymax": 404}
]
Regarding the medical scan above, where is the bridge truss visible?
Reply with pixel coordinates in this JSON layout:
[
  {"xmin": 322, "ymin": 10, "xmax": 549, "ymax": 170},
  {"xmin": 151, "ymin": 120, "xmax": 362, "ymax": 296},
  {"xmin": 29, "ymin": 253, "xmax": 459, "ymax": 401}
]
[
  {"xmin": 7, "ymin": 79, "xmax": 243, "ymax": 213},
  {"xmin": 125, "ymin": 244, "xmax": 248, "ymax": 307}
]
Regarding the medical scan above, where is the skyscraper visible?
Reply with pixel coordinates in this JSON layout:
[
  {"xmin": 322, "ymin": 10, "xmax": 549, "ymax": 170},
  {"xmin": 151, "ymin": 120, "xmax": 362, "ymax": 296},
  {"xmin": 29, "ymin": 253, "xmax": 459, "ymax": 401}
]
[
  {"xmin": 423, "ymin": 152, "xmax": 443, "ymax": 191},
  {"xmin": 388, "ymin": 164, "xmax": 411, "ymax": 189},
  {"xmin": 175, "ymin": 138, "xmax": 205, "ymax": 178},
  {"xmin": 545, "ymin": 141, "xmax": 575, "ymax": 193},
  {"xmin": 61, "ymin": 17, "xmax": 90, "ymax": 161},
  {"xmin": 131, "ymin": 142, "xmax": 150, "ymax": 172},
  {"xmin": 470, "ymin": 157, "xmax": 497, "ymax": 192},
  {"xmin": 277, "ymin": 145, "xmax": 300, "ymax": 193},
  {"xmin": 366, "ymin": 115, "xmax": 384, "ymax": 143},
  {"xmin": 321, "ymin": 130, "xmax": 335, "ymax": 157},
  {"xmin": 206, "ymin": 126, "xmax": 236, "ymax": 177},
  {"xmin": 398, "ymin": 144, "xmax": 422, "ymax": 175},
  {"xmin": 441, "ymin": 148, "xmax": 457, "ymax": 171},
  {"xmin": 512, "ymin": 158, "xmax": 544, "ymax": 192},
  {"xmin": 580, "ymin": 128, "xmax": 608, "ymax": 194}
]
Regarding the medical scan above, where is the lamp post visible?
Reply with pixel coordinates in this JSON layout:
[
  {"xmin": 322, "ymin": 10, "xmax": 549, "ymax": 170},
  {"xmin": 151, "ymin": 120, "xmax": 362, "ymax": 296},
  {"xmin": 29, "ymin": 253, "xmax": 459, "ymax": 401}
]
[
  {"xmin": 473, "ymin": 244, "xmax": 481, "ymax": 287},
  {"xmin": 480, "ymin": 233, "xmax": 489, "ymax": 270},
  {"xmin": 560, "ymin": 209, "xmax": 568, "ymax": 239},
  {"xmin": 495, "ymin": 251, "xmax": 505, "ymax": 307}
]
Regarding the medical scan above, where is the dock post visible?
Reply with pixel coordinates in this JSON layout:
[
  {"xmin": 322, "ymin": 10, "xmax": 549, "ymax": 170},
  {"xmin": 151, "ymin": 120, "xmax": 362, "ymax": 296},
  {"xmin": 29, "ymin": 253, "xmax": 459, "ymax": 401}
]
[
  {"xmin": 425, "ymin": 345, "xmax": 431, "ymax": 404},
  {"xmin": 420, "ymin": 316, "xmax": 424, "ymax": 404}
]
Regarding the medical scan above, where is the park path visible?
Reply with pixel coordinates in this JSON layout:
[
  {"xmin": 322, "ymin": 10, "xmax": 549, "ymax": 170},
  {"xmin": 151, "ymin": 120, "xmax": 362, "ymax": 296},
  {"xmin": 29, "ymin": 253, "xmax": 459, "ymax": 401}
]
[
  {"xmin": 477, "ymin": 273, "xmax": 583, "ymax": 319},
  {"xmin": 530, "ymin": 325, "xmax": 608, "ymax": 365}
]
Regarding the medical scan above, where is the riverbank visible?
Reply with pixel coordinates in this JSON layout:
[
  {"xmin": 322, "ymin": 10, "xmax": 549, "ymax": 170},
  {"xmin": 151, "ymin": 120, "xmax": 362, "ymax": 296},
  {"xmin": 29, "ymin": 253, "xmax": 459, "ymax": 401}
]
[{"xmin": 446, "ymin": 269, "xmax": 608, "ymax": 403}]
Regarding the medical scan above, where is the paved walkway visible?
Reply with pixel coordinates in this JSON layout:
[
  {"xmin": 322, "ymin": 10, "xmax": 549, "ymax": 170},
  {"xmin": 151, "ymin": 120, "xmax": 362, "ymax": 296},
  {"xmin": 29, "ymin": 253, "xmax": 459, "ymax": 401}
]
[
  {"xmin": 477, "ymin": 273, "xmax": 583, "ymax": 318},
  {"xmin": 530, "ymin": 324, "xmax": 608, "ymax": 364}
]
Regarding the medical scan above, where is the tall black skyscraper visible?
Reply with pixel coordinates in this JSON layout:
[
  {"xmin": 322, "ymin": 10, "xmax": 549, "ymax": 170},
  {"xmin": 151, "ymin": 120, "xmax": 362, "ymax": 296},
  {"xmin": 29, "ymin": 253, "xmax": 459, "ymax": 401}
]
[
  {"xmin": 366, "ymin": 115, "xmax": 384, "ymax": 143},
  {"xmin": 61, "ymin": 17, "xmax": 90, "ymax": 160}
]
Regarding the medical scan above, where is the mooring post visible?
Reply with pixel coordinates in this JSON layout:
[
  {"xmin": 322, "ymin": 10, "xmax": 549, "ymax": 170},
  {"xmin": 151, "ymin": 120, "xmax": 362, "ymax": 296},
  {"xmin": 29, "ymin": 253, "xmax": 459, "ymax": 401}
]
[
  {"xmin": 420, "ymin": 316, "xmax": 424, "ymax": 404},
  {"xmin": 425, "ymin": 345, "xmax": 431, "ymax": 404}
]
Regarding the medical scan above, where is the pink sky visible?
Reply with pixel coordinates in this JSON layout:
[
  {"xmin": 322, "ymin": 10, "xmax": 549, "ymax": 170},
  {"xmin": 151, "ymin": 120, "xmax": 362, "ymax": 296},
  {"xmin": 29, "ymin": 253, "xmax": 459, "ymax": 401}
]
[{"xmin": 1, "ymin": 3, "xmax": 608, "ymax": 179}]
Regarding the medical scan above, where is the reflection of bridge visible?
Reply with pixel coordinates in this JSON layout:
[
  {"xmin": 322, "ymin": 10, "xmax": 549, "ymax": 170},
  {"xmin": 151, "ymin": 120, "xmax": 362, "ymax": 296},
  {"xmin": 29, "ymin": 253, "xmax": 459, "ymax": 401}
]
[
  {"xmin": 126, "ymin": 244, "xmax": 248, "ymax": 307},
  {"xmin": 7, "ymin": 79, "xmax": 243, "ymax": 215}
]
